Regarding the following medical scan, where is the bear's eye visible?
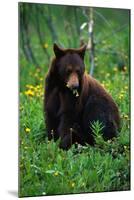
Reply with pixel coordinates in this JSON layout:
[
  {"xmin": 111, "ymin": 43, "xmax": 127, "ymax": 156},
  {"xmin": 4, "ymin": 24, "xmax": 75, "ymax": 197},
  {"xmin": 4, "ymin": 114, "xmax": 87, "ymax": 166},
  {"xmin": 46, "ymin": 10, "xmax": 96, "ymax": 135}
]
[{"xmin": 76, "ymin": 69, "xmax": 81, "ymax": 74}]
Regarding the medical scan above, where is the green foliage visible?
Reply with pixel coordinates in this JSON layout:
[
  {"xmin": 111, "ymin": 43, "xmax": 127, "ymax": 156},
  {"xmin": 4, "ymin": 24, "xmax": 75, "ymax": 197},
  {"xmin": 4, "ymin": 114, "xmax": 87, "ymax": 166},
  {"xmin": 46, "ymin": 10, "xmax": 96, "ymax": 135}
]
[
  {"xmin": 19, "ymin": 65, "xmax": 130, "ymax": 198},
  {"xmin": 19, "ymin": 4, "xmax": 130, "ymax": 197},
  {"xmin": 91, "ymin": 120, "xmax": 105, "ymax": 135}
]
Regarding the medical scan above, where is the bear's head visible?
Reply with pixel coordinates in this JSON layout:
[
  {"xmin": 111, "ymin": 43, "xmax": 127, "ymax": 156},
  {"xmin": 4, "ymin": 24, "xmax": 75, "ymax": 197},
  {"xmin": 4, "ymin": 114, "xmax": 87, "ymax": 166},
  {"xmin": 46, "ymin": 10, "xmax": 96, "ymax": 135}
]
[{"xmin": 53, "ymin": 43, "xmax": 86, "ymax": 95}]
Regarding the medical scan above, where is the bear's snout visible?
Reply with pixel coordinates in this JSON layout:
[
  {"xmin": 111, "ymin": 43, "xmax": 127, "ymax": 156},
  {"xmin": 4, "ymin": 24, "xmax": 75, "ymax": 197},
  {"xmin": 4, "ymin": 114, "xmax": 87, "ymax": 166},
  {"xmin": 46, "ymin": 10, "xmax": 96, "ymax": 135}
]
[{"xmin": 66, "ymin": 72, "xmax": 79, "ymax": 90}]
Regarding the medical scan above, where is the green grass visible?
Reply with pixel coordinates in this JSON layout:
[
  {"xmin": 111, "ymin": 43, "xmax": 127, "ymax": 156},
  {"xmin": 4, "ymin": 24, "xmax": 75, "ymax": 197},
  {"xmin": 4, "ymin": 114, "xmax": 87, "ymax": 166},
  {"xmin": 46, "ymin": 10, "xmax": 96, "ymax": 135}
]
[
  {"xmin": 19, "ymin": 5, "xmax": 130, "ymax": 197},
  {"xmin": 19, "ymin": 62, "xmax": 130, "ymax": 197}
]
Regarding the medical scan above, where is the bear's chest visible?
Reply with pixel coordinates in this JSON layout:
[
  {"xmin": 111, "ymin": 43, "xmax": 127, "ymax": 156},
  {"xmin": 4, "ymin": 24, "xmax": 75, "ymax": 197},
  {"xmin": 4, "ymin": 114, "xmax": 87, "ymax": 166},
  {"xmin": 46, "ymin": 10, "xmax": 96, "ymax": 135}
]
[{"xmin": 58, "ymin": 91, "xmax": 79, "ymax": 112}]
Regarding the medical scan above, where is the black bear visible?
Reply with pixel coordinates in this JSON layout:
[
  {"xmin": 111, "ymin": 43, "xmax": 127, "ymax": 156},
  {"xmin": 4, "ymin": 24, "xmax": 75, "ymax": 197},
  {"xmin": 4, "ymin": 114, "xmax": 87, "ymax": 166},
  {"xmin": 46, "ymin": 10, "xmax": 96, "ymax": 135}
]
[{"xmin": 44, "ymin": 43, "xmax": 120, "ymax": 150}]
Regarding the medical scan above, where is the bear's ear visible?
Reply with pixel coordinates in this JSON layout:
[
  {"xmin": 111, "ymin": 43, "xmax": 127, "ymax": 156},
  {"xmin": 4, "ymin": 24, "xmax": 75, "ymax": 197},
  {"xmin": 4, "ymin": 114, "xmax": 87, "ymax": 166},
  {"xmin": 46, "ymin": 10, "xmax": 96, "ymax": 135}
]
[
  {"xmin": 53, "ymin": 43, "xmax": 65, "ymax": 58},
  {"xmin": 77, "ymin": 44, "xmax": 87, "ymax": 60}
]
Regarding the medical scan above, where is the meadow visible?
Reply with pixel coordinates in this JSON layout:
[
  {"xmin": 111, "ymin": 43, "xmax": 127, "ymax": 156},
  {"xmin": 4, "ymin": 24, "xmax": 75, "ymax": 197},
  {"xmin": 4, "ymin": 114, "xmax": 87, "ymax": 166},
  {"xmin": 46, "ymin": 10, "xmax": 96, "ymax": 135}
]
[{"xmin": 19, "ymin": 4, "xmax": 130, "ymax": 197}]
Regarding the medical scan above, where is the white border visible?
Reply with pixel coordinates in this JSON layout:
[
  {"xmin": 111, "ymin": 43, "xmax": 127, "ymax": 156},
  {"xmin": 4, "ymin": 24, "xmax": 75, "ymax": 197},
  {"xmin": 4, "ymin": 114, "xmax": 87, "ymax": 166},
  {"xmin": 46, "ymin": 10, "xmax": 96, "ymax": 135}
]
[
  {"xmin": 16, "ymin": 0, "xmax": 133, "ymax": 9},
  {"xmin": 0, "ymin": 0, "xmax": 133, "ymax": 199}
]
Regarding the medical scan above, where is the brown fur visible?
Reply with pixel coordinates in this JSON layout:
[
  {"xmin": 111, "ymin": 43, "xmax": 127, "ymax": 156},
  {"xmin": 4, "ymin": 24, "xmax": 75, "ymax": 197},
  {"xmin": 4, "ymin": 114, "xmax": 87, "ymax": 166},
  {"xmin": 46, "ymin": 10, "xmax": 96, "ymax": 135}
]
[{"xmin": 44, "ymin": 44, "xmax": 120, "ymax": 150}]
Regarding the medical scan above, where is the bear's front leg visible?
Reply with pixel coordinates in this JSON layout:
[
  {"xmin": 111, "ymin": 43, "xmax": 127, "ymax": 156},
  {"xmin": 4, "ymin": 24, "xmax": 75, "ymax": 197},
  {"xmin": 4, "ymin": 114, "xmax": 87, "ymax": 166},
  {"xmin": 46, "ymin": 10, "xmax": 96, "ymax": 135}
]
[
  {"xmin": 58, "ymin": 113, "xmax": 75, "ymax": 150},
  {"xmin": 45, "ymin": 112, "xmax": 59, "ymax": 141}
]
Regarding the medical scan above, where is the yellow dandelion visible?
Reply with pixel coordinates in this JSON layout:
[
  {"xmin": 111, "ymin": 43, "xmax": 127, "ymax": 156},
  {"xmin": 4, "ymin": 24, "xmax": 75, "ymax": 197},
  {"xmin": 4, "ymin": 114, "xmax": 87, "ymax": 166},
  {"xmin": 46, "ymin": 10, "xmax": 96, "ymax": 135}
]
[
  {"xmin": 26, "ymin": 84, "xmax": 30, "ymax": 88},
  {"xmin": 36, "ymin": 85, "xmax": 41, "ymax": 89},
  {"xmin": 71, "ymin": 182, "xmax": 75, "ymax": 188},
  {"xmin": 124, "ymin": 115, "xmax": 129, "ymax": 119},
  {"xmin": 124, "ymin": 86, "xmax": 128, "ymax": 90},
  {"xmin": 113, "ymin": 67, "xmax": 118, "ymax": 72},
  {"xmin": 54, "ymin": 171, "xmax": 59, "ymax": 176},
  {"xmin": 25, "ymin": 127, "xmax": 31, "ymax": 133},
  {"xmin": 105, "ymin": 83, "xmax": 109, "ymax": 87},
  {"xmin": 26, "ymin": 84, "xmax": 34, "ymax": 89},
  {"xmin": 120, "ymin": 90, "xmax": 125, "ymax": 94},
  {"xmin": 106, "ymin": 73, "xmax": 110, "ymax": 77},
  {"xmin": 34, "ymin": 87, "xmax": 38, "ymax": 92},
  {"xmin": 118, "ymin": 94, "xmax": 124, "ymax": 100},
  {"xmin": 120, "ymin": 94, "xmax": 124, "ymax": 98},
  {"xmin": 123, "ymin": 66, "xmax": 127, "ymax": 71},
  {"xmin": 40, "ymin": 77, "xmax": 43, "ymax": 81},
  {"xmin": 25, "ymin": 89, "xmax": 34, "ymax": 97},
  {"xmin": 94, "ymin": 57, "xmax": 98, "ymax": 62},
  {"xmin": 43, "ymin": 43, "xmax": 49, "ymax": 49},
  {"xmin": 101, "ymin": 83, "xmax": 105, "ymax": 88}
]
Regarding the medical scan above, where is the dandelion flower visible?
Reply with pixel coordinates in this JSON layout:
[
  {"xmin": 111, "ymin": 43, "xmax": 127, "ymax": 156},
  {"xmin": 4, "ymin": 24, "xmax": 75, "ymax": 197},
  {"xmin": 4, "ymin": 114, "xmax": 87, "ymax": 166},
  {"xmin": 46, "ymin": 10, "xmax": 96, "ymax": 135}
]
[
  {"xmin": 120, "ymin": 94, "xmax": 124, "ymax": 98},
  {"xmin": 123, "ymin": 66, "xmax": 127, "ymax": 71},
  {"xmin": 94, "ymin": 57, "xmax": 98, "ymax": 62},
  {"xmin": 113, "ymin": 67, "xmax": 118, "ymax": 72},
  {"xmin": 25, "ymin": 127, "xmax": 31, "ymax": 133},
  {"xmin": 101, "ymin": 83, "xmax": 105, "ymax": 88},
  {"xmin": 106, "ymin": 73, "xmax": 110, "ymax": 77},
  {"xmin": 118, "ymin": 94, "xmax": 124, "ymax": 100},
  {"xmin": 25, "ymin": 89, "xmax": 34, "ymax": 97},
  {"xmin": 71, "ymin": 182, "xmax": 75, "ymax": 188},
  {"xmin": 54, "ymin": 171, "xmax": 59, "ymax": 176},
  {"xmin": 44, "ymin": 43, "xmax": 48, "ymax": 49},
  {"xmin": 124, "ymin": 86, "xmax": 128, "ymax": 90},
  {"xmin": 120, "ymin": 90, "xmax": 125, "ymax": 94},
  {"xmin": 105, "ymin": 83, "xmax": 109, "ymax": 88},
  {"xmin": 26, "ymin": 84, "xmax": 34, "ymax": 89},
  {"xmin": 124, "ymin": 115, "xmax": 129, "ymax": 120},
  {"xmin": 36, "ymin": 85, "xmax": 41, "ymax": 89}
]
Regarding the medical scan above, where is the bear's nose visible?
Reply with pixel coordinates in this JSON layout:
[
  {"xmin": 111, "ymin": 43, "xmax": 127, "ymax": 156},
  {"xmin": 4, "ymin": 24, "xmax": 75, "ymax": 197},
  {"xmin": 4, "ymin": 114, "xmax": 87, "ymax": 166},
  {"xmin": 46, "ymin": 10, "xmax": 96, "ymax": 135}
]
[{"xmin": 71, "ymin": 84, "xmax": 79, "ymax": 90}]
